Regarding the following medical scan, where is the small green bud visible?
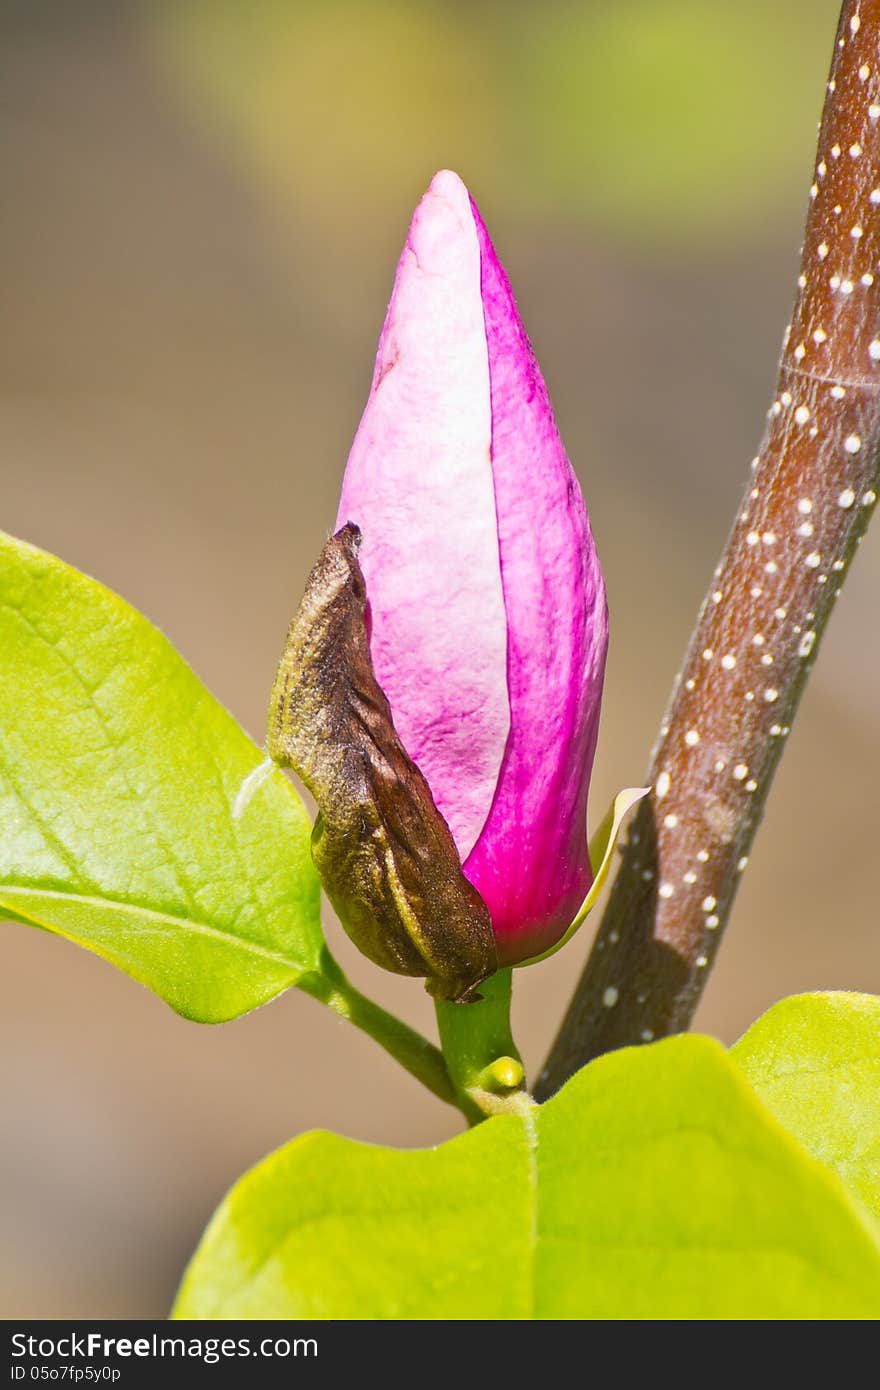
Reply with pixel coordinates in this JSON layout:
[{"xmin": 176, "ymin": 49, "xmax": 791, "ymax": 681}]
[{"xmin": 477, "ymin": 1056, "xmax": 526, "ymax": 1093}]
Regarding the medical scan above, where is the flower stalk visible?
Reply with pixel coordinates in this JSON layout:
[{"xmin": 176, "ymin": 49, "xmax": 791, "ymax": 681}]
[
  {"xmin": 299, "ymin": 950, "xmax": 459, "ymax": 1109},
  {"xmin": 435, "ymin": 969, "xmax": 531, "ymax": 1122}
]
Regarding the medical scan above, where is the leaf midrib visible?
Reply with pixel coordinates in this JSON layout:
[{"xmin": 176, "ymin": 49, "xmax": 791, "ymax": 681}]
[
  {"xmin": 0, "ymin": 884, "xmax": 308, "ymax": 973},
  {"xmin": 225, "ymin": 1106, "xmax": 880, "ymax": 1319}
]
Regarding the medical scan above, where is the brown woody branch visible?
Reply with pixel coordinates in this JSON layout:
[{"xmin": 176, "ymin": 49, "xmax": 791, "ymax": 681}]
[{"xmin": 537, "ymin": 0, "xmax": 880, "ymax": 1100}]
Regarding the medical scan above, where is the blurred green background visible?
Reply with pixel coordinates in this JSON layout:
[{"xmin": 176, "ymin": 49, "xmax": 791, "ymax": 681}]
[{"xmin": 4, "ymin": 0, "xmax": 878, "ymax": 1318}]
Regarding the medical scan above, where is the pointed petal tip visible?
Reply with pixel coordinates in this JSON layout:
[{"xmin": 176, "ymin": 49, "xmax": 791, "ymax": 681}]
[
  {"xmin": 425, "ymin": 168, "xmax": 471, "ymax": 202},
  {"xmin": 405, "ymin": 170, "xmax": 477, "ymax": 278}
]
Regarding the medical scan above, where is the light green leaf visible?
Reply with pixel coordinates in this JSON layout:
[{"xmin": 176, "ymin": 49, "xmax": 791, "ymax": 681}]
[
  {"xmin": 732, "ymin": 991, "xmax": 880, "ymax": 1226},
  {"xmin": 0, "ymin": 531, "xmax": 323, "ymax": 1022},
  {"xmin": 173, "ymin": 1034, "xmax": 880, "ymax": 1319}
]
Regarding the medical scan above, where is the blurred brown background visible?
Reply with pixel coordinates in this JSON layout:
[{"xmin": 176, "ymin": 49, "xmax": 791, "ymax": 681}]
[{"xmin": 2, "ymin": 0, "xmax": 877, "ymax": 1318}]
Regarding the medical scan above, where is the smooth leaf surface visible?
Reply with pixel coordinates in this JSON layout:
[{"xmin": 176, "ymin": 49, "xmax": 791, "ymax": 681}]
[
  {"xmin": 0, "ymin": 531, "xmax": 323, "ymax": 1021},
  {"xmin": 732, "ymin": 991, "xmax": 880, "ymax": 1224},
  {"xmin": 174, "ymin": 1034, "xmax": 880, "ymax": 1319}
]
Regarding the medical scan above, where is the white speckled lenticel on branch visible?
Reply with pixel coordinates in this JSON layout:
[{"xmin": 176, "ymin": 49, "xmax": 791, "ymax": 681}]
[{"xmin": 537, "ymin": 0, "xmax": 880, "ymax": 1100}]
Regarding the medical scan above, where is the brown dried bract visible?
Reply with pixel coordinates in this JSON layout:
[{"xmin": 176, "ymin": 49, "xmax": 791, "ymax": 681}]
[{"xmin": 268, "ymin": 524, "xmax": 497, "ymax": 1002}]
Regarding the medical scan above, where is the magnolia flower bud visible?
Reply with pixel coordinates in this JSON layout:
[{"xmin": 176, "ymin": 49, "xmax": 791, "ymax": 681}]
[{"xmin": 336, "ymin": 171, "xmax": 608, "ymax": 964}]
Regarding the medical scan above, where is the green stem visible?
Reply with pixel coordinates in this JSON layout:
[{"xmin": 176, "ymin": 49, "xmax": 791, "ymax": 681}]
[
  {"xmin": 434, "ymin": 968, "xmax": 532, "ymax": 1122},
  {"xmin": 300, "ymin": 950, "xmax": 458, "ymax": 1110}
]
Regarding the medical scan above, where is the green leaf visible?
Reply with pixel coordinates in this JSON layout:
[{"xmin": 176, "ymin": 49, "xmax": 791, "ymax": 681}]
[
  {"xmin": 173, "ymin": 1034, "xmax": 880, "ymax": 1319},
  {"xmin": 0, "ymin": 530, "xmax": 323, "ymax": 1022},
  {"xmin": 732, "ymin": 992, "xmax": 880, "ymax": 1226}
]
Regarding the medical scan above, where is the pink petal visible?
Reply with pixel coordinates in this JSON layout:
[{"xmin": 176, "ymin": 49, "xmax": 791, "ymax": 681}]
[
  {"xmin": 336, "ymin": 171, "xmax": 510, "ymax": 857},
  {"xmin": 462, "ymin": 195, "xmax": 608, "ymax": 964}
]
